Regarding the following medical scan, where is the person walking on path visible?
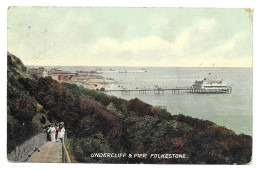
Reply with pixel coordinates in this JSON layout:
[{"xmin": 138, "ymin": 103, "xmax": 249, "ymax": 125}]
[
  {"xmin": 58, "ymin": 124, "xmax": 66, "ymax": 143},
  {"xmin": 45, "ymin": 124, "xmax": 51, "ymax": 141},
  {"xmin": 55, "ymin": 123, "xmax": 60, "ymax": 142},
  {"xmin": 48, "ymin": 123, "xmax": 56, "ymax": 143}
]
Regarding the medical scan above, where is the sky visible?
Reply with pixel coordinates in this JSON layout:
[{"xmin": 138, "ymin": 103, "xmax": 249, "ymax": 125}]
[{"xmin": 7, "ymin": 7, "xmax": 253, "ymax": 67}]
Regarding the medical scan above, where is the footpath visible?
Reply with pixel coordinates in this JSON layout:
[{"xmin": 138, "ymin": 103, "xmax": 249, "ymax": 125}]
[{"xmin": 27, "ymin": 142, "xmax": 62, "ymax": 163}]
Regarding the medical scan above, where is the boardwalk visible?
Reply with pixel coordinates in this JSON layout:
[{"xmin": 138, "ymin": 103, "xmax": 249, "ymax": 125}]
[{"xmin": 27, "ymin": 142, "xmax": 62, "ymax": 163}]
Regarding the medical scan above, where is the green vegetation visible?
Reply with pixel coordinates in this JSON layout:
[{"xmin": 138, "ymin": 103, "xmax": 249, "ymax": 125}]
[
  {"xmin": 7, "ymin": 52, "xmax": 252, "ymax": 164},
  {"xmin": 64, "ymin": 139, "xmax": 77, "ymax": 162},
  {"xmin": 7, "ymin": 52, "xmax": 43, "ymax": 153}
]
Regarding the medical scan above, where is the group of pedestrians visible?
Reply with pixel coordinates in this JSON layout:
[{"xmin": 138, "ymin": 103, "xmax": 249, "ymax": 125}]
[{"xmin": 46, "ymin": 122, "xmax": 66, "ymax": 143}]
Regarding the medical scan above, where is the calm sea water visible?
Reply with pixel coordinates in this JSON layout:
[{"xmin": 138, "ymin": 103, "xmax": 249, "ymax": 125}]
[{"xmin": 43, "ymin": 66, "xmax": 253, "ymax": 136}]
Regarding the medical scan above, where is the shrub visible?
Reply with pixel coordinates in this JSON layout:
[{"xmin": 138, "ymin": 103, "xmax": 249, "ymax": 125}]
[
  {"xmin": 71, "ymin": 137, "xmax": 112, "ymax": 163},
  {"xmin": 126, "ymin": 98, "xmax": 153, "ymax": 116},
  {"xmin": 8, "ymin": 96, "xmax": 37, "ymax": 122},
  {"xmin": 7, "ymin": 114, "xmax": 42, "ymax": 153}
]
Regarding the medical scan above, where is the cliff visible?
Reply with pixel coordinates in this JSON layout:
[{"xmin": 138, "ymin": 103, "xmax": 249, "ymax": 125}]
[{"xmin": 7, "ymin": 52, "xmax": 252, "ymax": 164}]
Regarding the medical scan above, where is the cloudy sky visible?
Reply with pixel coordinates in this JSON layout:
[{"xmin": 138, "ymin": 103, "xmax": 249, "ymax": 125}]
[{"xmin": 7, "ymin": 7, "xmax": 253, "ymax": 67}]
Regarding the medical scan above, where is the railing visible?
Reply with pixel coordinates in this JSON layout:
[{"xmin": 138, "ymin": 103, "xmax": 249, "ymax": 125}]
[{"xmin": 61, "ymin": 133, "xmax": 71, "ymax": 163}]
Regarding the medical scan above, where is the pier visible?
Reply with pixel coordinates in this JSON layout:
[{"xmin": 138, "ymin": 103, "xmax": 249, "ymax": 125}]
[{"xmin": 104, "ymin": 86, "xmax": 232, "ymax": 95}]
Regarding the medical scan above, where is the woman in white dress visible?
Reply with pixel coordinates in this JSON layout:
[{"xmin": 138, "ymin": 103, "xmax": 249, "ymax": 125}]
[
  {"xmin": 58, "ymin": 125, "xmax": 66, "ymax": 143},
  {"xmin": 48, "ymin": 123, "xmax": 56, "ymax": 143}
]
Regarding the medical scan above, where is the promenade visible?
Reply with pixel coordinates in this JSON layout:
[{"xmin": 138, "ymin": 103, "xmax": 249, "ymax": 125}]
[{"xmin": 27, "ymin": 142, "xmax": 62, "ymax": 163}]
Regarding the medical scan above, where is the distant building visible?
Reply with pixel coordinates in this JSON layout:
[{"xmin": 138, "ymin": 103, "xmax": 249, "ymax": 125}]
[
  {"xmin": 49, "ymin": 68, "xmax": 77, "ymax": 82},
  {"xmin": 28, "ymin": 67, "xmax": 48, "ymax": 79},
  {"xmin": 51, "ymin": 73, "xmax": 77, "ymax": 82}
]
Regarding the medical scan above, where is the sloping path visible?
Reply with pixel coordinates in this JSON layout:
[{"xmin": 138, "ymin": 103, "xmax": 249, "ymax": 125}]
[{"xmin": 27, "ymin": 141, "xmax": 62, "ymax": 163}]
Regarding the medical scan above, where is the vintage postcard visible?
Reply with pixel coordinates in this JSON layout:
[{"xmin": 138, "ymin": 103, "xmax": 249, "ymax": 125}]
[{"xmin": 7, "ymin": 7, "xmax": 253, "ymax": 164}]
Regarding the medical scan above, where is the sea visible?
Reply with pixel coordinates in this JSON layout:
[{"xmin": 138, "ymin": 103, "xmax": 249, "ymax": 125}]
[{"xmin": 41, "ymin": 66, "xmax": 253, "ymax": 136}]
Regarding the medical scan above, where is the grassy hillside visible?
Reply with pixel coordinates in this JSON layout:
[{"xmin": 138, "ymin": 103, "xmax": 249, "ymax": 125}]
[
  {"xmin": 7, "ymin": 52, "xmax": 49, "ymax": 153},
  {"xmin": 7, "ymin": 52, "xmax": 252, "ymax": 164}
]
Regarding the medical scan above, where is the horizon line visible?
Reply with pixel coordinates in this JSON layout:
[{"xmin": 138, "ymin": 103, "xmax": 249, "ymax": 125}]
[{"xmin": 25, "ymin": 64, "xmax": 253, "ymax": 68}]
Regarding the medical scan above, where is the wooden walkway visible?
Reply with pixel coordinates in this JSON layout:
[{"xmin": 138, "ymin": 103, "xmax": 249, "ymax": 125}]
[{"xmin": 26, "ymin": 142, "xmax": 62, "ymax": 163}]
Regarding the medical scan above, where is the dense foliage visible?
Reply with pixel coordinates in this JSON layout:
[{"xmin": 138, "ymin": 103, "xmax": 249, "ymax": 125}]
[
  {"xmin": 7, "ymin": 52, "xmax": 45, "ymax": 152},
  {"xmin": 7, "ymin": 52, "xmax": 252, "ymax": 164}
]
